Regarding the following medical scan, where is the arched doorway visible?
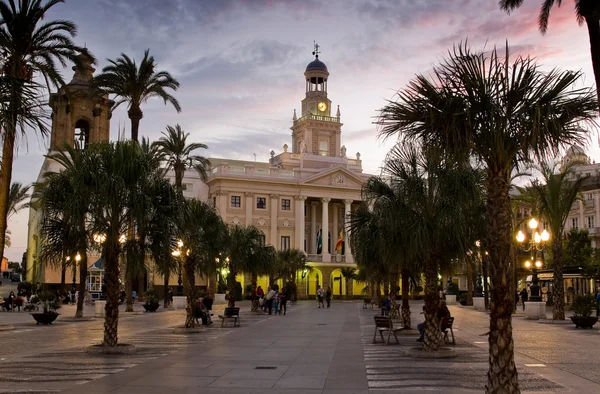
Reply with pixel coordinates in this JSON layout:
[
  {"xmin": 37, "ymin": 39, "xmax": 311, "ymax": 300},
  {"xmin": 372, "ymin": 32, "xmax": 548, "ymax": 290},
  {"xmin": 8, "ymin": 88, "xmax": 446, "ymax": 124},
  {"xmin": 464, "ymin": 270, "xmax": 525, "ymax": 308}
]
[
  {"xmin": 74, "ymin": 119, "xmax": 90, "ymax": 149},
  {"xmin": 307, "ymin": 268, "xmax": 323, "ymax": 296},
  {"xmin": 331, "ymin": 269, "xmax": 345, "ymax": 297}
]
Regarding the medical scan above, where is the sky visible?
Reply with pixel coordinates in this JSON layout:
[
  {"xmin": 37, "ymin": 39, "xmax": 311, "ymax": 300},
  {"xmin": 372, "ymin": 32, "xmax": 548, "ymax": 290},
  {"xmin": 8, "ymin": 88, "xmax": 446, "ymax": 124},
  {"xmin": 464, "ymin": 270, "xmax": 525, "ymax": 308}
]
[{"xmin": 5, "ymin": 0, "xmax": 600, "ymax": 262}]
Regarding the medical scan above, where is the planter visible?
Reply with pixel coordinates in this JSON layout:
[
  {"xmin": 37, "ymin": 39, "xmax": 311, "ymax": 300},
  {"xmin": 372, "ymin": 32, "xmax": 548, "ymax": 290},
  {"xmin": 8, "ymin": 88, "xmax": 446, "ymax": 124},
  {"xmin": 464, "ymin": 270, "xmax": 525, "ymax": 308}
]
[
  {"xmin": 570, "ymin": 316, "xmax": 598, "ymax": 328},
  {"xmin": 31, "ymin": 312, "xmax": 59, "ymax": 325},
  {"xmin": 143, "ymin": 303, "xmax": 160, "ymax": 312}
]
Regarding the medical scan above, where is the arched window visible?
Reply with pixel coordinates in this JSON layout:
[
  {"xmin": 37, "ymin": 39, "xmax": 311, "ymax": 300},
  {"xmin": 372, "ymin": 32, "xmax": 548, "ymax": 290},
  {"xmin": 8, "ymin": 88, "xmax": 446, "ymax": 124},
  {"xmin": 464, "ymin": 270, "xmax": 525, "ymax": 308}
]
[{"xmin": 74, "ymin": 119, "xmax": 90, "ymax": 149}]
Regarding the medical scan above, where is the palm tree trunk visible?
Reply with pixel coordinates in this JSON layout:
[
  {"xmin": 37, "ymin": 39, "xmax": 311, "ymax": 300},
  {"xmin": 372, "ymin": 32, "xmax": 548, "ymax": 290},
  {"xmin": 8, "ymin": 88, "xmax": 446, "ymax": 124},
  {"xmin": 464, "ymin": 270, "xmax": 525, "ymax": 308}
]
[
  {"xmin": 226, "ymin": 271, "xmax": 237, "ymax": 307},
  {"xmin": 60, "ymin": 262, "xmax": 66, "ymax": 286},
  {"xmin": 422, "ymin": 258, "xmax": 442, "ymax": 352},
  {"xmin": 183, "ymin": 259, "xmax": 197, "ymax": 328},
  {"xmin": 485, "ymin": 170, "xmax": 519, "ymax": 393},
  {"xmin": 128, "ymin": 106, "xmax": 143, "ymax": 142},
  {"xmin": 346, "ymin": 277, "xmax": 352, "ymax": 301},
  {"xmin": 125, "ymin": 267, "xmax": 134, "ymax": 312},
  {"xmin": 466, "ymin": 260, "xmax": 473, "ymax": 306},
  {"xmin": 208, "ymin": 272, "xmax": 217, "ymax": 300},
  {"xmin": 0, "ymin": 117, "xmax": 17, "ymax": 266},
  {"xmin": 75, "ymin": 234, "xmax": 88, "ymax": 318},
  {"xmin": 250, "ymin": 272, "xmax": 259, "ymax": 312},
  {"xmin": 389, "ymin": 271, "xmax": 399, "ymax": 319},
  {"xmin": 586, "ymin": 17, "xmax": 600, "ymax": 109},
  {"xmin": 103, "ymin": 242, "xmax": 120, "ymax": 349},
  {"xmin": 552, "ymin": 239, "xmax": 565, "ymax": 320},
  {"xmin": 483, "ymin": 254, "xmax": 490, "ymax": 310},
  {"xmin": 373, "ymin": 279, "xmax": 381, "ymax": 307},
  {"xmin": 401, "ymin": 269, "xmax": 411, "ymax": 328},
  {"xmin": 163, "ymin": 269, "xmax": 170, "ymax": 308}
]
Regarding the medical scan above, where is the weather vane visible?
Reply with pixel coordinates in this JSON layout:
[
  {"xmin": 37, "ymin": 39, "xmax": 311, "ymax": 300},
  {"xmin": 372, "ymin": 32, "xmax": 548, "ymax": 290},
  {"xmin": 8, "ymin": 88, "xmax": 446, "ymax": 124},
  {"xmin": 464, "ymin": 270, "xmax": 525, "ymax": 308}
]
[{"xmin": 312, "ymin": 41, "xmax": 320, "ymax": 59}]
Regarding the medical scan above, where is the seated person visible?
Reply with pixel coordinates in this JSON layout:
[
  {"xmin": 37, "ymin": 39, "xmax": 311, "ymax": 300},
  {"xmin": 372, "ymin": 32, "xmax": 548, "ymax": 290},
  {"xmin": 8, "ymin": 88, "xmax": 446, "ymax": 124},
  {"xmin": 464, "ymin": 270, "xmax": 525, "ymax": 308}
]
[
  {"xmin": 417, "ymin": 300, "xmax": 451, "ymax": 342},
  {"xmin": 3, "ymin": 291, "xmax": 15, "ymax": 311}
]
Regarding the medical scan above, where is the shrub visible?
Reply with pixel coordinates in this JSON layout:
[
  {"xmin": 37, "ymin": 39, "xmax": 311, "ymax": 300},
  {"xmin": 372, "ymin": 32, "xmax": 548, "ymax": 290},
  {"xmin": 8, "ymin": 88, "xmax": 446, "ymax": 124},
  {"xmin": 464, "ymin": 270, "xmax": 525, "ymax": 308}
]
[
  {"xmin": 573, "ymin": 294, "xmax": 596, "ymax": 317},
  {"xmin": 144, "ymin": 289, "xmax": 159, "ymax": 305},
  {"xmin": 37, "ymin": 291, "xmax": 61, "ymax": 313}
]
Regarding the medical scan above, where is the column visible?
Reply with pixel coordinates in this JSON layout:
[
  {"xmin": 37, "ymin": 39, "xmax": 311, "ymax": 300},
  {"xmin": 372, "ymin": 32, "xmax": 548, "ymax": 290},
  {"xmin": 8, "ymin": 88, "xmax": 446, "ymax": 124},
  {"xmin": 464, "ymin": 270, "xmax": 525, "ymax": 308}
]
[
  {"xmin": 595, "ymin": 194, "xmax": 600, "ymax": 231},
  {"xmin": 332, "ymin": 203, "xmax": 339, "ymax": 254},
  {"xmin": 295, "ymin": 196, "xmax": 304, "ymax": 250},
  {"xmin": 321, "ymin": 197, "xmax": 331, "ymax": 262},
  {"xmin": 245, "ymin": 192, "xmax": 253, "ymax": 226},
  {"xmin": 270, "ymin": 194, "xmax": 278, "ymax": 247},
  {"xmin": 215, "ymin": 191, "xmax": 227, "ymax": 220},
  {"xmin": 344, "ymin": 200, "xmax": 354, "ymax": 263},
  {"xmin": 579, "ymin": 201, "xmax": 585, "ymax": 230},
  {"xmin": 300, "ymin": 196, "xmax": 306, "ymax": 252},
  {"xmin": 310, "ymin": 202, "xmax": 318, "ymax": 254}
]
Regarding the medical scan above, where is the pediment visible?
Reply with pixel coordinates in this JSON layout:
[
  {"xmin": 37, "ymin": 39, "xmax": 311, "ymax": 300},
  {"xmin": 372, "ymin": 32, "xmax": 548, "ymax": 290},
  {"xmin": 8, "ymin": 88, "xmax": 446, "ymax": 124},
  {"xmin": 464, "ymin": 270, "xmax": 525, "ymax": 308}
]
[{"xmin": 300, "ymin": 167, "xmax": 365, "ymax": 189}]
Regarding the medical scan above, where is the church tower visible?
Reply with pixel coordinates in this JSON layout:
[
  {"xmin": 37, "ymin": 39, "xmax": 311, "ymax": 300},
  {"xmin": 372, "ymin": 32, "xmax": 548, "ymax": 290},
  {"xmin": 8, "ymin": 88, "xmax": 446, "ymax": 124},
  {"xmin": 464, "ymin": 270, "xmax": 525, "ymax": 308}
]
[
  {"xmin": 48, "ymin": 50, "xmax": 113, "ymax": 151},
  {"xmin": 291, "ymin": 43, "xmax": 343, "ymax": 158}
]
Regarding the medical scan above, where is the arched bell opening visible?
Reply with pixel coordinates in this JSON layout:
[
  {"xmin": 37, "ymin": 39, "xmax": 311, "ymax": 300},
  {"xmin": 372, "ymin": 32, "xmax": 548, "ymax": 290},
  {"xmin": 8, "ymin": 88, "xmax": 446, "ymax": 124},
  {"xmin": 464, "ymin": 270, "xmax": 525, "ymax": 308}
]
[{"xmin": 74, "ymin": 119, "xmax": 90, "ymax": 149}]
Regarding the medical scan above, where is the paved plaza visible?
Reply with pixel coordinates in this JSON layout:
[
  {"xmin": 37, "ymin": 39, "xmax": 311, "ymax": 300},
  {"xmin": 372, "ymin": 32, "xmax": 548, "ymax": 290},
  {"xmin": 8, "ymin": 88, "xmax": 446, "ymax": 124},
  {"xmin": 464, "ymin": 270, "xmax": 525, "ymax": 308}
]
[{"xmin": 0, "ymin": 300, "xmax": 600, "ymax": 393}]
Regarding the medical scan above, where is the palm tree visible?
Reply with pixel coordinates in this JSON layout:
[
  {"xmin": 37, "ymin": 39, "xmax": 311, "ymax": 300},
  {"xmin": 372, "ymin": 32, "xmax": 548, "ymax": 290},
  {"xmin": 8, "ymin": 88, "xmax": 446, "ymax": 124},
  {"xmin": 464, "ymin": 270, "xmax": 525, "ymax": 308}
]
[
  {"xmin": 38, "ymin": 144, "xmax": 92, "ymax": 318},
  {"xmin": 224, "ymin": 225, "xmax": 266, "ymax": 308},
  {"xmin": 154, "ymin": 124, "xmax": 210, "ymax": 192},
  {"xmin": 176, "ymin": 198, "xmax": 224, "ymax": 328},
  {"xmin": 93, "ymin": 49, "xmax": 180, "ymax": 142},
  {"xmin": 5, "ymin": 182, "xmax": 31, "ymax": 245},
  {"xmin": 275, "ymin": 248, "xmax": 307, "ymax": 299},
  {"xmin": 83, "ymin": 140, "xmax": 150, "ymax": 350},
  {"xmin": 240, "ymin": 245, "xmax": 275, "ymax": 312},
  {"xmin": 500, "ymin": 0, "xmax": 600, "ymax": 105},
  {"xmin": 0, "ymin": 0, "xmax": 84, "ymax": 266},
  {"xmin": 340, "ymin": 267, "xmax": 357, "ymax": 301},
  {"xmin": 377, "ymin": 43, "xmax": 597, "ymax": 393},
  {"xmin": 531, "ymin": 162, "xmax": 586, "ymax": 320}
]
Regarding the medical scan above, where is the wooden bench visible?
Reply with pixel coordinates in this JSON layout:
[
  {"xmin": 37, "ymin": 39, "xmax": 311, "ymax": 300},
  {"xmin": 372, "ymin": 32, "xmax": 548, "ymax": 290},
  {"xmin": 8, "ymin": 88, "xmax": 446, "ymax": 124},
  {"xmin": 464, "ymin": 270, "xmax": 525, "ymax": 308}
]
[
  {"xmin": 373, "ymin": 316, "xmax": 403, "ymax": 344},
  {"xmin": 440, "ymin": 316, "xmax": 455, "ymax": 345},
  {"xmin": 218, "ymin": 307, "xmax": 240, "ymax": 327}
]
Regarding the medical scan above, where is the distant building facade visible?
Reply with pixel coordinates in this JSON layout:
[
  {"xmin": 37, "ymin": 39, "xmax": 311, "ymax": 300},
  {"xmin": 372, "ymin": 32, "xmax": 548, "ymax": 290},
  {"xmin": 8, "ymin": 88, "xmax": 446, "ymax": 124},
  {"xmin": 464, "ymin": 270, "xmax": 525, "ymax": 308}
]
[{"xmin": 26, "ymin": 50, "xmax": 370, "ymax": 299}]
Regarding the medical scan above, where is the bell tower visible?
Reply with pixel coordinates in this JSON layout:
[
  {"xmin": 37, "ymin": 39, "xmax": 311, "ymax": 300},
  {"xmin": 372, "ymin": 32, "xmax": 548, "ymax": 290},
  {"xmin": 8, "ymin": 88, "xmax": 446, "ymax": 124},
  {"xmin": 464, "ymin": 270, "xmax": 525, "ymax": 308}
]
[
  {"xmin": 48, "ymin": 50, "xmax": 113, "ymax": 151},
  {"xmin": 291, "ymin": 43, "xmax": 342, "ymax": 157}
]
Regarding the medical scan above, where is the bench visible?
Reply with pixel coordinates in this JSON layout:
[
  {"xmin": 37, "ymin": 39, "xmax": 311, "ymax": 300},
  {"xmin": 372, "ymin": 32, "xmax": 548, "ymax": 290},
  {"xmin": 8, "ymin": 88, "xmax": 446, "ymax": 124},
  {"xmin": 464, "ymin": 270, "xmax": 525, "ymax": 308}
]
[
  {"xmin": 373, "ymin": 316, "xmax": 403, "ymax": 344},
  {"xmin": 218, "ymin": 307, "xmax": 240, "ymax": 327},
  {"xmin": 440, "ymin": 316, "xmax": 455, "ymax": 345}
]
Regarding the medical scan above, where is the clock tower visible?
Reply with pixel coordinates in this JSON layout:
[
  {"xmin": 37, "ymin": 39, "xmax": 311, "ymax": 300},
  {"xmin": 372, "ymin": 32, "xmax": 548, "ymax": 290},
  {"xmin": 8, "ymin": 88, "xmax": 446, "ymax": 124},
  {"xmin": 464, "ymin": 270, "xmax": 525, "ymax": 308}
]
[{"xmin": 291, "ymin": 43, "xmax": 343, "ymax": 157}]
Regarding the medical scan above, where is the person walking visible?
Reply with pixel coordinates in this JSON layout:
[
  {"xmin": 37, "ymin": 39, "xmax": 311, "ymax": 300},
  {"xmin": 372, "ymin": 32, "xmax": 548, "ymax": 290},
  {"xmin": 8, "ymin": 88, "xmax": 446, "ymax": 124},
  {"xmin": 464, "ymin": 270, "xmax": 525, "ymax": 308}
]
[
  {"xmin": 273, "ymin": 288, "xmax": 280, "ymax": 315},
  {"xmin": 325, "ymin": 287, "xmax": 332, "ymax": 308},
  {"xmin": 595, "ymin": 289, "xmax": 600, "ymax": 317},
  {"xmin": 265, "ymin": 286, "xmax": 275, "ymax": 315},
  {"xmin": 279, "ymin": 287, "xmax": 288, "ymax": 315},
  {"xmin": 520, "ymin": 287, "xmax": 528, "ymax": 312},
  {"xmin": 317, "ymin": 285, "xmax": 324, "ymax": 308}
]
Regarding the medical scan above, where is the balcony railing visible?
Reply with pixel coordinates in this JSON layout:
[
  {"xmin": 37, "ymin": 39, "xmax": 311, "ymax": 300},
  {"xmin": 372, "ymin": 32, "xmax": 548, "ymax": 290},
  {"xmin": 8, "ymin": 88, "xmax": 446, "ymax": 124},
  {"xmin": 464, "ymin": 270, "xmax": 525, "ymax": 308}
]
[
  {"xmin": 209, "ymin": 165, "xmax": 298, "ymax": 180},
  {"xmin": 294, "ymin": 114, "xmax": 340, "ymax": 124},
  {"xmin": 306, "ymin": 254, "xmax": 349, "ymax": 263}
]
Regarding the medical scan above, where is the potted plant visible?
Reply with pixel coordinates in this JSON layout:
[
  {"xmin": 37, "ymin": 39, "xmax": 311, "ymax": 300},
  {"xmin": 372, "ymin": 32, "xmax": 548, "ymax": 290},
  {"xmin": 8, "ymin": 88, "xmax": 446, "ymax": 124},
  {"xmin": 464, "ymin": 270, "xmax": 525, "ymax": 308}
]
[
  {"xmin": 142, "ymin": 289, "xmax": 160, "ymax": 312},
  {"xmin": 570, "ymin": 294, "xmax": 598, "ymax": 328},
  {"xmin": 31, "ymin": 291, "xmax": 61, "ymax": 325}
]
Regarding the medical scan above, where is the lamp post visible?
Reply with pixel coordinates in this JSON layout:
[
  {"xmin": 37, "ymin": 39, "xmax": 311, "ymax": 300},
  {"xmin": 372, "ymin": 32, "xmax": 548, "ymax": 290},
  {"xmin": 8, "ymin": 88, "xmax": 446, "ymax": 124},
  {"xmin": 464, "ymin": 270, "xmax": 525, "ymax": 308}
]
[
  {"xmin": 516, "ymin": 217, "xmax": 550, "ymax": 302},
  {"xmin": 72, "ymin": 254, "xmax": 81, "ymax": 287}
]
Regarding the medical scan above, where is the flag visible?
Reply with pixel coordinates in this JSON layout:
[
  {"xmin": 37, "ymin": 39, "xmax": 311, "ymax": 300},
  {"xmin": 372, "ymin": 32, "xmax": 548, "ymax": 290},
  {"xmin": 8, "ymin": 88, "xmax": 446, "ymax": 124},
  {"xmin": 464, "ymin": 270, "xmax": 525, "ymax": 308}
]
[
  {"xmin": 316, "ymin": 229, "xmax": 322, "ymax": 254},
  {"xmin": 335, "ymin": 231, "xmax": 344, "ymax": 252}
]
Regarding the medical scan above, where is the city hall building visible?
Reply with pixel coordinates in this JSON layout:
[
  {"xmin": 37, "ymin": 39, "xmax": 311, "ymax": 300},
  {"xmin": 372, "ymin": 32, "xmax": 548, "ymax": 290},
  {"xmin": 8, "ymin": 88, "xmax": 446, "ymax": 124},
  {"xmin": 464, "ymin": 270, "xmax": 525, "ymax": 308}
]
[{"xmin": 26, "ymin": 50, "xmax": 370, "ymax": 299}]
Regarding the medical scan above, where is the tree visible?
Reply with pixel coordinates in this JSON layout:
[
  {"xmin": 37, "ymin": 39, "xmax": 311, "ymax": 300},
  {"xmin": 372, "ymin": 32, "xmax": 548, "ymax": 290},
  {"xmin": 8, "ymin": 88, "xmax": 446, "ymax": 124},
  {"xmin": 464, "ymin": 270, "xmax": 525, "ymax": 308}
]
[
  {"xmin": 4, "ymin": 182, "xmax": 30, "ymax": 246},
  {"xmin": 564, "ymin": 228, "xmax": 594, "ymax": 265},
  {"xmin": 93, "ymin": 49, "xmax": 180, "ymax": 142},
  {"xmin": 500, "ymin": 0, "xmax": 600, "ymax": 106},
  {"xmin": 154, "ymin": 124, "xmax": 210, "ymax": 192},
  {"xmin": 274, "ymin": 248, "xmax": 307, "ymax": 304},
  {"xmin": 531, "ymin": 163, "xmax": 586, "ymax": 320},
  {"xmin": 377, "ymin": 43, "xmax": 597, "ymax": 393},
  {"xmin": 340, "ymin": 267, "xmax": 357, "ymax": 300},
  {"xmin": 0, "ymin": 0, "xmax": 84, "ymax": 267},
  {"xmin": 224, "ymin": 225, "xmax": 266, "ymax": 307},
  {"xmin": 176, "ymin": 198, "xmax": 224, "ymax": 328},
  {"xmin": 38, "ymin": 144, "xmax": 93, "ymax": 318}
]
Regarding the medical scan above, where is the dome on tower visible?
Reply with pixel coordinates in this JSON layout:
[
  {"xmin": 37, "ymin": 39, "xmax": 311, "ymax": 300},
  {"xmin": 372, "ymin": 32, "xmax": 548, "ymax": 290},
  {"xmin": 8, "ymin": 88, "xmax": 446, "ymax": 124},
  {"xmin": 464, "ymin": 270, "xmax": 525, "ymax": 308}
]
[{"xmin": 306, "ymin": 58, "xmax": 328, "ymax": 72}]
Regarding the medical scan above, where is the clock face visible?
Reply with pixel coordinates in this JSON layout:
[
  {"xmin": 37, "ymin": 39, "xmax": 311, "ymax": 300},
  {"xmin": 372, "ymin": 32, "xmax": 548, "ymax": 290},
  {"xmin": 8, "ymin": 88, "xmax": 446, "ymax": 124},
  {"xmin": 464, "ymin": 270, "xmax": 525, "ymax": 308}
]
[{"xmin": 318, "ymin": 102, "xmax": 327, "ymax": 112}]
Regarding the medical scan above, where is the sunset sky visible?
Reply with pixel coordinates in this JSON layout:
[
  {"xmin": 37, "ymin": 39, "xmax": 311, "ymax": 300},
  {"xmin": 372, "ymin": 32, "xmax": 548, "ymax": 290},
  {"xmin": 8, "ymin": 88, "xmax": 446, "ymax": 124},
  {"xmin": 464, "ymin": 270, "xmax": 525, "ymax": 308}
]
[{"xmin": 6, "ymin": 0, "xmax": 599, "ymax": 261}]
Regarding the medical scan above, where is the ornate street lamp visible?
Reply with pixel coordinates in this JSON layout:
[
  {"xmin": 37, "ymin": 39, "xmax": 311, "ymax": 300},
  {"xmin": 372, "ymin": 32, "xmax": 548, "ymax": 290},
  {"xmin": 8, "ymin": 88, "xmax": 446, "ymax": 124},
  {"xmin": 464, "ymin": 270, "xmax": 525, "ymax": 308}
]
[{"xmin": 515, "ymin": 217, "xmax": 550, "ymax": 302}]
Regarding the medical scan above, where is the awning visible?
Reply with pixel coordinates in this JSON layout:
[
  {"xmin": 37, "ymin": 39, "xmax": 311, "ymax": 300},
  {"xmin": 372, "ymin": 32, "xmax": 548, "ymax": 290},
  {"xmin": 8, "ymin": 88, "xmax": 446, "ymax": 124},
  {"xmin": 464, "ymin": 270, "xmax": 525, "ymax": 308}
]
[{"xmin": 88, "ymin": 258, "xmax": 104, "ymax": 272}]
